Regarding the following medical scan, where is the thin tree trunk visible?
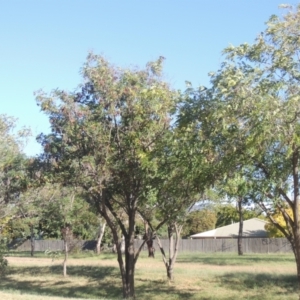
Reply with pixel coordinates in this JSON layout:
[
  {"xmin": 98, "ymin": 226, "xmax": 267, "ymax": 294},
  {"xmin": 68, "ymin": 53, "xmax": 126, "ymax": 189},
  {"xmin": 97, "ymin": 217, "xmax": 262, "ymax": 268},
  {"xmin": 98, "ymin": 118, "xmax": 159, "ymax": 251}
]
[
  {"xmin": 61, "ymin": 225, "xmax": 71, "ymax": 277},
  {"xmin": 96, "ymin": 221, "xmax": 106, "ymax": 254},
  {"xmin": 156, "ymin": 223, "xmax": 182, "ymax": 282},
  {"xmin": 111, "ymin": 230, "xmax": 126, "ymax": 298},
  {"xmin": 168, "ymin": 225, "xmax": 174, "ymax": 281},
  {"xmin": 292, "ymin": 146, "xmax": 300, "ymax": 299},
  {"xmin": 146, "ymin": 238, "xmax": 155, "ymax": 258},
  {"xmin": 30, "ymin": 225, "xmax": 35, "ymax": 257},
  {"xmin": 63, "ymin": 237, "xmax": 68, "ymax": 277},
  {"xmin": 237, "ymin": 198, "xmax": 243, "ymax": 256},
  {"xmin": 144, "ymin": 222, "xmax": 155, "ymax": 258},
  {"xmin": 290, "ymin": 225, "xmax": 300, "ymax": 300}
]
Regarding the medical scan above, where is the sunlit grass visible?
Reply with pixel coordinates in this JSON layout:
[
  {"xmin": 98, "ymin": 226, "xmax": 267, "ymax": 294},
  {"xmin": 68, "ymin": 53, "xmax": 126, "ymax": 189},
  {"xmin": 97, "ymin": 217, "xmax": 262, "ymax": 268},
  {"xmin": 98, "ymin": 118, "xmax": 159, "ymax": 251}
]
[{"xmin": 0, "ymin": 252, "xmax": 297, "ymax": 299}]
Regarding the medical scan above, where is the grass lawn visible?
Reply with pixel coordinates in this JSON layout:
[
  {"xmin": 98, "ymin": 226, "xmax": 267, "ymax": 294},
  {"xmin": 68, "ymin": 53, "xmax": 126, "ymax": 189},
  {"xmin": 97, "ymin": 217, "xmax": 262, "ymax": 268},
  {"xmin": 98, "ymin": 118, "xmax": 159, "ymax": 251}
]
[{"xmin": 0, "ymin": 251, "xmax": 297, "ymax": 299}]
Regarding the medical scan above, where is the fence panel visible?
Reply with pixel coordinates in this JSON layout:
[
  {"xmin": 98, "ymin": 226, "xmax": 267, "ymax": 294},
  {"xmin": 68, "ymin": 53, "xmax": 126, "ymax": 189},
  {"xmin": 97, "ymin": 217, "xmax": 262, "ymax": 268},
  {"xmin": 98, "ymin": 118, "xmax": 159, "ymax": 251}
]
[{"xmin": 10, "ymin": 238, "xmax": 294, "ymax": 253}]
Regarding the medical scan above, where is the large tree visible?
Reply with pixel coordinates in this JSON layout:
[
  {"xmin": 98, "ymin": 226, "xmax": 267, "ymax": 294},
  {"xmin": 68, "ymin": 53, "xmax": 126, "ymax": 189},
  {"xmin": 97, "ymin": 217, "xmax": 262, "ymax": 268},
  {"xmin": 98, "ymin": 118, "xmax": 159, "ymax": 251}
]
[
  {"xmin": 182, "ymin": 4, "xmax": 300, "ymax": 293},
  {"xmin": 35, "ymin": 54, "xmax": 177, "ymax": 298}
]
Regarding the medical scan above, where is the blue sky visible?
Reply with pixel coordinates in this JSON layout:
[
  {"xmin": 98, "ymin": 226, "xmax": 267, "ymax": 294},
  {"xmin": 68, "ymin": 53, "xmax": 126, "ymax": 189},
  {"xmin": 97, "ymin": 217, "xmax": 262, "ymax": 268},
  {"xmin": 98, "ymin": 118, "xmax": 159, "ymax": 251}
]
[{"xmin": 0, "ymin": 1, "xmax": 294, "ymax": 156}]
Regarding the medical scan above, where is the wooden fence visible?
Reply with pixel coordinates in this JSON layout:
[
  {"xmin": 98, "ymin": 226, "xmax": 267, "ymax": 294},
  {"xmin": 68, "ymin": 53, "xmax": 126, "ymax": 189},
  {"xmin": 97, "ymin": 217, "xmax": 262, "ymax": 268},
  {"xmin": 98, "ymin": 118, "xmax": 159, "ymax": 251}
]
[
  {"xmin": 137, "ymin": 238, "xmax": 292, "ymax": 253},
  {"xmin": 11, "ymin": 238, "xmax": 292, "ymax": 254}
]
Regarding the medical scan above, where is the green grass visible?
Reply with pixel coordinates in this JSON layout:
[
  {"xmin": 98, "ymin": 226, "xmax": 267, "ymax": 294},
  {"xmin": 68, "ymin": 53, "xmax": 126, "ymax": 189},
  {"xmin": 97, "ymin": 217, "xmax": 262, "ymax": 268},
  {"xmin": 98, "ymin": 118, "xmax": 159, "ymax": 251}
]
[
  {"xmin": 177, "ymin": 252, "xmax": 295, "ymax": 265},
  {"xmin": 0, "ymin": 252, "xmax": 298, "ymax": 299},
  {"xmin": 6, "ymin": 250, "xmax": 114, "ymax": 260}
]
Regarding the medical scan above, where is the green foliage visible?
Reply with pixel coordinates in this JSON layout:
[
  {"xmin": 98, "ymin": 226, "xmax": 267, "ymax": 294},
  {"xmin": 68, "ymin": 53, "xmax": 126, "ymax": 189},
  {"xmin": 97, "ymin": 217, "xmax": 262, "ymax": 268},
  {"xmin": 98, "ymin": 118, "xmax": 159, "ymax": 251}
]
[
  {"xmin": 0, "ymin": 239, "xmax": 8, "ymax": 277},
  {"xmin": 35, "ymin": 54, "xmax": 179, "ymax": 297},
  {"xmin": 179, "ymin": 5, "xmax": 300, "ymax": 249},
  {"xmin": 215, "ymin": 205, "xmax": 261, "ymax": 228},
  {"xmin": 38, "ymin": 186, "xmax": 99, "ymax": 240},
  {"xmin": 264, "ymin": 208, "xmax": 293, "ymax": 238},
  {"xmin": 182, "ymin": 210, "xmax": 216, "ymax": 237},
  {"xmin": 6, "ymin": 217, "xmax": 32, "ymax": 240},
  {"xmin": 44, "ymin": 249, "xmax": 61, "ymax": 261}
]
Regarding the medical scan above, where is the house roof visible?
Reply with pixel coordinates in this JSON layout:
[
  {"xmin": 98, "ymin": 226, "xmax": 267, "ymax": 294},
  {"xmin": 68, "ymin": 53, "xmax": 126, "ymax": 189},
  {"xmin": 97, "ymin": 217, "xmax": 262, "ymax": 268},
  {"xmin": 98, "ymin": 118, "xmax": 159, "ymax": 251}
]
[{"xmin": 190, "ymin": 218, "xmax": 268, "ymax": 239}]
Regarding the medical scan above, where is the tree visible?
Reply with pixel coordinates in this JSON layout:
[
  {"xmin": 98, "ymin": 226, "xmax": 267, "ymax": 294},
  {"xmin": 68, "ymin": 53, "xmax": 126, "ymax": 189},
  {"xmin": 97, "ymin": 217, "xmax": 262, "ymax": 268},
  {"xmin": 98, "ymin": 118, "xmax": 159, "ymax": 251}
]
[
  {"xmin": 0, "ymin": 115, "xmax": 30, "ymax": 273},
  {"xmin": 218, "ymin": 173, "xmax": 257, "ymax": 255},
  {"xmin": 215, "ymin": 204, "xmax": 260, "ymax": 228},
  {"xmin": 95, "ymin": 217, "xmax": 106, "ymax": 254},
  {"xmin": 182, "ymin": 4, "xmax": 300, "ymax": 293},
  {"xmin": 265, "ymin": 208, "xmax": 293, "ymax": 237},
  {"xmin": 182, "ymin": 209, "xmax": 216, "ymax": 237},
  {"xmin": 0, "ymin": 116, "xmax": 29, "ymax": 217},
  {"xmin": 38, "ymin": 185, "xmax": 99, "ymax": 276},
  {"xmin": 35, "ymin": 54, "xmax": 178, "ymax": 298},
  {"xmin": 137, "ymin": 127, "xmax": 203, "ymax": 281}
]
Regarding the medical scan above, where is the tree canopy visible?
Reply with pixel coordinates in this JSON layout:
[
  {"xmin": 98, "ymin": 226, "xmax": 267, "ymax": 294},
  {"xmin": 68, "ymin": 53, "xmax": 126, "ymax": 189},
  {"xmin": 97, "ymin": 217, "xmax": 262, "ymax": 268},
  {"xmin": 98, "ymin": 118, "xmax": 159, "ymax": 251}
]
[
  {"xmin": 179, "ymin": 3, "xmax": 300, "ymax": 288},
  {"xmin": 35, "ymin": 54, "xmax": 180, "ymax": 298}
]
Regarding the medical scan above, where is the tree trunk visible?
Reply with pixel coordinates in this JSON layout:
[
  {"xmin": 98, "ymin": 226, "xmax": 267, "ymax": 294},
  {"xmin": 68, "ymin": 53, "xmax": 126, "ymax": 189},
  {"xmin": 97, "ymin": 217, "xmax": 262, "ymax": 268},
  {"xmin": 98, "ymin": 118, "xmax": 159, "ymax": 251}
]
[
  {"xmin": 30, "ymin": 225, "xmax": 35, "ymax": 257},
  {"xmin": 156, "ymin": 223, "xmax": 182, "ymax": 282},
  {"xmin": 144, "ymin": 222, "xmax": 155, "ymax": 258},
  {"xmin": 290, "ymin": 227, "xmax": 300, "ymax": 300},
  {"xmin": 106, "ymin": 210, "xmax": 136, "ymax": 299},
  {"xmin": 291, "ymin": 146, "xmax": 300, "ymax": 298},
  {"xmin": 96, "ymin": 221, "xmax": 106, "ymax": 254},
  {"xmin": 63, "ymin": 237, "xmax": 68, "ymax": 277},
  {"xmin": 237, "ymin": 198, "xmax": 243, "ymax": 256},
  {"xmin": 123, "ymin": 213, "xmax": 136, "ymax": 299},
  {"xmin": 293, "ymin": 201, "xmax": 300, "ymax": 298},
  {"xmin": 112, "ymin": 231, "xmax": 126, "ymax": 298},
  {"xmin": 167, "ymin": 265, "xmax": 174, "ymax": 281},
  {"xmin": 61, "ymin": 225, "xmax": 71, "ymax": 278},
  {"xmin": 146, "ymin": 238, "xmax": 155, "ymax": 258},
  {"xmin": 95, "ymin": 193, "xmax": 142, "ymax": 299}
]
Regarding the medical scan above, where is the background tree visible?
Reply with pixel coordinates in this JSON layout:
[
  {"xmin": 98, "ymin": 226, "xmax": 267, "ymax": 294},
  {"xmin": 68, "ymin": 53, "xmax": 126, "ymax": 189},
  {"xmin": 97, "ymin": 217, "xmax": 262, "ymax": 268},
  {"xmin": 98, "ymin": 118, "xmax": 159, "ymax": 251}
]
[
  {"xmin": 38, "ymin": 185, "xmax": 99, "ymax": 277},
  {"xmin": 264, "ymin": 208, "xmax": 293, "ymax": 238},
  {"xmin": 0, "ymin": 115, "xmax": 30, "ymax": 273},
  {"xmin": 182, "ymin": 209, "xmax": 216, "ymax": 237},
  {"xmin": 95, "ymin": 217, "xmax": 106, "ymax": 254},
  {"xmin": 218, "ymin": 173, "xmax": 260, "ymax": 255},
  {"xmin": 0, "ymin": 115, "xmax": 29, "ymax": 220},
  {"xmin": 215, "ymin": 204, "xmax": 261, "ymax": 228}
]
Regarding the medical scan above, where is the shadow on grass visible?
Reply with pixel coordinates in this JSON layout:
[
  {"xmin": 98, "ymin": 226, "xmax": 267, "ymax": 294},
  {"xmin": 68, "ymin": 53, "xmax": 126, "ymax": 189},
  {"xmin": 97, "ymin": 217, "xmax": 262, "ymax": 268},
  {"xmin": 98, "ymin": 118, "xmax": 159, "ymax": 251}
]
[
  {"xmin": 8, "ymin": 264, "xmax": 119, "ymax": 280},
  {"xmin": 177, "ymin": 253, "xmax": 295, "ymax": 266},
  {"xmin": 218, "ymin": 272, "xmax": 298, "ymax": 294},
  {"xmin": 1, "ymin": 265, "xmax": 121, "ymax": 299},
  {"xmin": 1, "ymin": 265, "xmax": 199, "ymax": 300},
  {"xmin": 134, "ymin": 279, "xmax": 198, "ymax": 300},
  {"xmin": 0, "ymin": 277, "xmax": 121, "ymax": 299}
]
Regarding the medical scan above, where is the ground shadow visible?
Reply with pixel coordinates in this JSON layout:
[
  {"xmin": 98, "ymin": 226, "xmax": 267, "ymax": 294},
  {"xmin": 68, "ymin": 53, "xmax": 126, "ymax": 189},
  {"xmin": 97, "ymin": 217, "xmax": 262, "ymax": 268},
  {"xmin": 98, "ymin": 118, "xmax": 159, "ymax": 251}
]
[
  {"xmin": 177, "ymin": 254, "xmax": 295, "ymax": 266},
  {"xmin": 134, "ymin": 280, "xmax": 198, "ymax": 300},
  {"xmin": 217, "ymin": 271, "xmax": 298, "ymax": 294},
  {"xmin": 8, "ymin": 264, "xmax": 119, "ymax": 280},
  {"xmin": 1, "ymin": 264, "xmax": 199, "ymax": 299},
  {"xmin": 1, "ymin": 265, "xmax": 121, "ymax": 299},
  {"xmin": 0, "ymin": 276, "xmax": 122, "ymax": 299}
]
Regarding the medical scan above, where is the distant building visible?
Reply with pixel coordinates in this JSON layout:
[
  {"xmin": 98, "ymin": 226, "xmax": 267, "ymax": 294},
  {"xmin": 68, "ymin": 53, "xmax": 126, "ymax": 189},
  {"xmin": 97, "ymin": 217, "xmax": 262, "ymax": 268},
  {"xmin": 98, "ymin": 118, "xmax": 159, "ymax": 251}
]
[{"xmin": 190, "ymin": 218, "xmax": 268, "ymax": 239}]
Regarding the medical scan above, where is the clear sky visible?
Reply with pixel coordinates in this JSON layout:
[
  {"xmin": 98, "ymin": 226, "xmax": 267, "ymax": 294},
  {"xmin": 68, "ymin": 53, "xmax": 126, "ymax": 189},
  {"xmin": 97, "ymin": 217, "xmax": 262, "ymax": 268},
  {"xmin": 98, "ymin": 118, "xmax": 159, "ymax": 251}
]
[{"xmin": 0, "ymin": 1, "xmax": 295, "ymax": 156}]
